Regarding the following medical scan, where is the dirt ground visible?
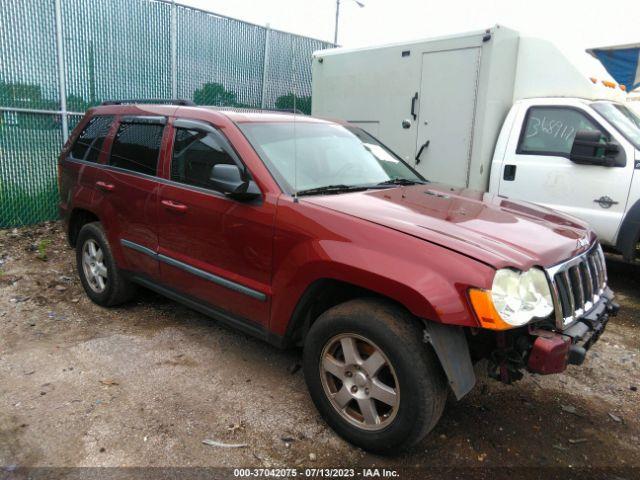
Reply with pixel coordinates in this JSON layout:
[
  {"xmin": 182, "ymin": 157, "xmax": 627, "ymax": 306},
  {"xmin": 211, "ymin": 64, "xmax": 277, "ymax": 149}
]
[{"xmin": 0, "ymin": 222, "xmax": 638, "ymax": 475}]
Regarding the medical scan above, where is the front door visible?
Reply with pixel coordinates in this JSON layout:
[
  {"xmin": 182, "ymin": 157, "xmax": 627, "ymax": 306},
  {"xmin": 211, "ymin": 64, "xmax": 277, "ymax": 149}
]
[
  {"xmin": 414, "ymin": 47, "xmax": 481, "ymax": 187},
  {"xmin": 497, "ymin": 105, "xmax": 633, "ymax": 244},
  {"xmin": 157, "ymin": 120, "xmax": 275, "ymax": 327}
]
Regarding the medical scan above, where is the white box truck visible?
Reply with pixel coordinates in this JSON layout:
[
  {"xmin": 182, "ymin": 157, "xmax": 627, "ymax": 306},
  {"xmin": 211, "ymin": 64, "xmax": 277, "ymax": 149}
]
[{"xmin": 311, "ymin": 25, "xmax": 640, "ymax": 261}]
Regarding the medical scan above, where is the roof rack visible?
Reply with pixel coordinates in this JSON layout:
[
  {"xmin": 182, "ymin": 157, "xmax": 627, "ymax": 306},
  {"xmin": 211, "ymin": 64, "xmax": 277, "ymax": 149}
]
[
  {"xmin": 101, "ymin": 99, "xmax": 195, "ymax": 106},
  {"xmin": 204, "ymin": 106, "xmax": 307, "ymax": 115}
]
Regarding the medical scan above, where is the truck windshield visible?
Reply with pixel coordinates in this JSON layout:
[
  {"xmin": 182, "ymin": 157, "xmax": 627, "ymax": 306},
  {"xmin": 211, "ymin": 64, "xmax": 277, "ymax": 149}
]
[
  {"xmin": 238, "ymin": 122, "xmax": 424, "ymax": 195},
  {"xmin": 592, "ymin": 102, "xmax": 640, "ymax": 150}
]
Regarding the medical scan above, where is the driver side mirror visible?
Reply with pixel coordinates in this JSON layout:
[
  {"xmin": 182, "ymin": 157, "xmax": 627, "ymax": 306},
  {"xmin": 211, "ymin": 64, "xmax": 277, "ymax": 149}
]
[
  {"xmin": 570, "ymin": 130, "xmax": 621, "ymax": 166},
  {"xmin": 209, "ymin": 164, "xmax": 261, "ymax": 201}
]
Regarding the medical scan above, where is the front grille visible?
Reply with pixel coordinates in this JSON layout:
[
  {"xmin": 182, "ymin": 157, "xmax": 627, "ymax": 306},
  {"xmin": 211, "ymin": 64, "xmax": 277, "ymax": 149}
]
[{"xmin": 547, "ymin": 243, "xmax": 607, "ymax": 329}]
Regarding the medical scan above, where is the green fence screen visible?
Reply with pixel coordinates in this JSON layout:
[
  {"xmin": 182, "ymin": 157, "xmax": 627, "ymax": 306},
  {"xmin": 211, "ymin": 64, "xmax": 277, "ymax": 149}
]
[{"xmin": 0, "ymin": 0, "xmax": 333, "ymax": 227}]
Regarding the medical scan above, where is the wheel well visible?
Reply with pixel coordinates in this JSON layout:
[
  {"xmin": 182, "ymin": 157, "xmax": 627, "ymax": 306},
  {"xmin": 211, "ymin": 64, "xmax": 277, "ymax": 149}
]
[
  {"xmin": 68, "ymin": 209, "xmax": 99, "ymax": 247},
  {"xmin": 616, "ymin": 198, "xmax": 640, "ymax": 262},
  {"xmin": 283, "ymin": 279, "xmax": 410, "ymax": 348}
]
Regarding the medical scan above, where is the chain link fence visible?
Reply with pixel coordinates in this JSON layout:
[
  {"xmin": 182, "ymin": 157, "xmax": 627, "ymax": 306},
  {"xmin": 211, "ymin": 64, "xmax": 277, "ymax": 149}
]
[{"xmin": 0, "ymin": 0, "xmax": 333, "ymax": 228}]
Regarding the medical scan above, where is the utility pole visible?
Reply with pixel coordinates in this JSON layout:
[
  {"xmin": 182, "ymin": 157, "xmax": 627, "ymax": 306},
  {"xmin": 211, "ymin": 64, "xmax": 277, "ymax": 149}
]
[
  {"xmin": 334, "ymin": 0, "xmax": 340, "ymax": 45},
  {"xmin": 334, "ymin": 0, "xmax": 364, "ymax": 45}
]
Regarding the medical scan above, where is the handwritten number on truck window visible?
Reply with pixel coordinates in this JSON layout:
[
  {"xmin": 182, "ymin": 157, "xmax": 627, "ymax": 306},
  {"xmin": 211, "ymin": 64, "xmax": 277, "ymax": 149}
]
[{"xmin": 521, "ymin": 108, "xmax": 601, "ymax": 155}]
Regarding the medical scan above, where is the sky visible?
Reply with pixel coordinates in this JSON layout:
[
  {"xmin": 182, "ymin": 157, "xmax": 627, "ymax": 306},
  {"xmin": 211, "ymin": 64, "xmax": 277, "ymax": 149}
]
[{"xmin": 180, "ymin": 0, "xmax": 640, "ymax": 81}]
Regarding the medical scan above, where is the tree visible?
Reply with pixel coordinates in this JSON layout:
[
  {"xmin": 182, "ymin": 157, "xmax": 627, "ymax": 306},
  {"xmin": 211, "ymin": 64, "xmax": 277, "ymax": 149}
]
[
  {"xmin": 0, "ymin": 81, "xmax": 44, "ymax": 107},
  {"xmin": 66, "ymin": 94, "xmax": 91, "ymax": 113},
  {"xmin": 193, "ymin": 82, "xmax": 242, "ymax": 107},
  {"xmin": 274, "ymin": 93, "xmax": 311, "ymax": 114}
]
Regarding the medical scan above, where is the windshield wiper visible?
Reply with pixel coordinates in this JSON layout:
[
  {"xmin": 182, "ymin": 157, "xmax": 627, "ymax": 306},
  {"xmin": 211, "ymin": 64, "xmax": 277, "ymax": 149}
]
[
  {"xmin": 376, "ymin": 178, "xmax": 427, "ymax": 186},
  {"xmin": 295, "ymin": 179, "xmax": 426, "ymax": 196},
  {"xmin": 295, "ymin": 184, "xmax": 371, "ymax": 196}
]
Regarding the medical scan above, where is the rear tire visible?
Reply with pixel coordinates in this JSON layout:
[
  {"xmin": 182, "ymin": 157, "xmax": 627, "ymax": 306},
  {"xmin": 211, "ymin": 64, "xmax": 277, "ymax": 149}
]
[
  {"xmin": 303, "ymin": 298, "xmax": 447, "ymax": 454},
  {"xmin": 76, "ymin": 222, "xmax": 136, "ymax": 306}
]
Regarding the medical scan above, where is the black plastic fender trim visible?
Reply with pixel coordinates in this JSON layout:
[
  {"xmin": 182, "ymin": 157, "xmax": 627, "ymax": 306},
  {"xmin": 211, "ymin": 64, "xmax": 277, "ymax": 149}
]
[
  {"xmin": 422, "ymin": 321, "xmax": 476, "ymax": 400},
  {"xmin": 615, "ymin": 198, "xmax": 640, "ymax": 261}
]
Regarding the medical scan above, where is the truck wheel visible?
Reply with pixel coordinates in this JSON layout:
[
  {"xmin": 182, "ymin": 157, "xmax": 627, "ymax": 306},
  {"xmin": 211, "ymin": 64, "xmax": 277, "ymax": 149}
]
[
  {"xmin": 76, "ymin": 222, "xmax": 136, "ymax": 307},
  {"xmin": 303, "ymin": 298, "xmax": 447, "ymax": 453}
]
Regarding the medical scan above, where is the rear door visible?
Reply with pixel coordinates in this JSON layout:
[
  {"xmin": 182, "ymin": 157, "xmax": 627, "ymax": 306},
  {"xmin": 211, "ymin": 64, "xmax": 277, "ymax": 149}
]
[
  {"xmin": 61, "ymin": 115, "xmax": 114, "ymax": 211},
  {"xmin": 156, "ymin": 118, "xmax": 274, "ymax": 328},
  {"xmin": 414, "ymin": 47, "xmax": 481, "ymax": 187},
  {"xmin": 98, "ymin": 116, "xmax": 167, "ymax": 279},
  {"xmin": 497, "ymin": 105, "xmax": 633, "ymax": 244}
]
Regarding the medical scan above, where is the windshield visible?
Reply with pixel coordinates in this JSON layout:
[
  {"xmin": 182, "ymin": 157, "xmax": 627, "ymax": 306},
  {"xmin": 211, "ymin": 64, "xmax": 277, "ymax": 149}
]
[
  {"xmin": 592, "ymin": 102, "xmax": 640, "ymax": 150},
  {"xmin": 238, "ymin": 122, "xmax": 424, "ymax": 194}
]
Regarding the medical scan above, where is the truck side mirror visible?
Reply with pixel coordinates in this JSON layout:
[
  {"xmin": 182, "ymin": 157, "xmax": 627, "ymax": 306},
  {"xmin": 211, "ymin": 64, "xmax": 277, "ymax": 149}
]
[
  {"xmin": 569, "ymin": 130, "xmax": 621, "ymax": 167},
  {"xmin": 209, "ymin": 164, "xmax": 261, "ymax": 201}
]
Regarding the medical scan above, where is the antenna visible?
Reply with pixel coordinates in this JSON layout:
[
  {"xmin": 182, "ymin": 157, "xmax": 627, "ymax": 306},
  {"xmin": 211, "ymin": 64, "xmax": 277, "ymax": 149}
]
[{"xmin": 293, "ymin": 39, "xmax": 299, "ymax": 203}]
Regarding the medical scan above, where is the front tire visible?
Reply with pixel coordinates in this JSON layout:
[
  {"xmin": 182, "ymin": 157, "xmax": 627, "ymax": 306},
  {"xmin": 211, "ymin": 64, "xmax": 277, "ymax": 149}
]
[
  {"xmin": 76, "ymin": 222, "xmax": 136, "ymax": 306},
  {"xmin": 303, "ymin": 298, "xmax": 447, "ymax": 454}
]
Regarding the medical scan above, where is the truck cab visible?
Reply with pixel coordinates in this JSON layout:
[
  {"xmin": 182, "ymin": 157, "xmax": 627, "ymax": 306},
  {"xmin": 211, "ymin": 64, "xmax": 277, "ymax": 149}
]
[{"xmin": 490, "ymin": 97, "xmax": 640, "ymax": 256}]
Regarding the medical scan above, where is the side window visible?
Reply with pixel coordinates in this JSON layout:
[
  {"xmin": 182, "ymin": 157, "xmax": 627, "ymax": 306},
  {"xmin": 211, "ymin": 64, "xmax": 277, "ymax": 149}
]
[
  {"xmin": 70, "ymin": 116, "xmax": 113, "ymax": 162},
  {"xmin": 170, "ymin": 128, "xmax": 236, "ymax": 190},
  {"xmin": 519, "ymin": 107, "xmax": 603, "ymax": 156},
  {"xmin": 109, "ymin": 122, "xmax": 164, "ymax": 176}
]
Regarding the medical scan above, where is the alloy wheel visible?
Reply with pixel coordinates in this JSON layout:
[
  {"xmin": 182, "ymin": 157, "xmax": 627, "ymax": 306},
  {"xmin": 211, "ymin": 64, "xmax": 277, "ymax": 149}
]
[
  {"xmin": 319, "ymin": 333, "xmax": 399, "ymax": 431},
  {"xmin": 82, "ymin": 239, "xmax": 108, "ymax": 293}
]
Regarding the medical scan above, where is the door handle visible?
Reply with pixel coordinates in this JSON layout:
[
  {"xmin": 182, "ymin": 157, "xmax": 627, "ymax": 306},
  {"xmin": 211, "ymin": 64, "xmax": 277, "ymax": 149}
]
[
  {"xmin": 593, "ymin": 196, "xmax": 618, "ymax": 209},
  {"xmin": 410, "ymin": 92, "xmax": 418, "ymax": 120},
  {"xmin": 161, "ymin": 199, "xmax": 188, "ymax": 213},
  {"xmin": 415, "ymin": 140, "xmax": 430, "ymax": 164},
  {"xmin": 503, "ymin": 164, "xmax": 517, "ymax": 181},
  {"xmin": 95, "ymin": 181, "xmax": 115, "ymax": 192}
]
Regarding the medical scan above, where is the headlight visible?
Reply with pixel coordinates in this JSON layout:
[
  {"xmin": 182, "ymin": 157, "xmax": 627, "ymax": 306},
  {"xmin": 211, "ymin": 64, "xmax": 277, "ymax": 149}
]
[{"xmin": 490, "ymin": 267, "xmax": 554, "ymax": 326}]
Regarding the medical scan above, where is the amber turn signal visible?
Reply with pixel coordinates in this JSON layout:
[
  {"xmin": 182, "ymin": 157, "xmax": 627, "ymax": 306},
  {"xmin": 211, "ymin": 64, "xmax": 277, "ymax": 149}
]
[{"xmin": 468, "ymin": 288, "xmax": 514, "ymax": 331}]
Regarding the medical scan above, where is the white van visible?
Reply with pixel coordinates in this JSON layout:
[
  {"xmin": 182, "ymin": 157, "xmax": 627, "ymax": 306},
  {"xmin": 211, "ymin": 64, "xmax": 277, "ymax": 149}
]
[{"xmin": 312, "ymin": 26, "xmax": 640, "ymax": 261}]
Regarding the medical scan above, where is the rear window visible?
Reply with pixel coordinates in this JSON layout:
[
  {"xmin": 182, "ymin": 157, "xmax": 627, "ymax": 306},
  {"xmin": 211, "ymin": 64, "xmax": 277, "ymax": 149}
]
[
  {"xmin": 70, "ymin": 116, "xmax": 113, "ymax": 162},
  {"xmin": 109, "ymin": 122, "xmax": 164, "ymax": 176}
]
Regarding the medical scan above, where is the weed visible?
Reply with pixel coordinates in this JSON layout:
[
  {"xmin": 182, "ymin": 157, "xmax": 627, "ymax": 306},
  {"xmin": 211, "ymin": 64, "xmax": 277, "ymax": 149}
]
[{"xmin": 37, "ymin": 239, "xmax": 51, "ymax": 261}]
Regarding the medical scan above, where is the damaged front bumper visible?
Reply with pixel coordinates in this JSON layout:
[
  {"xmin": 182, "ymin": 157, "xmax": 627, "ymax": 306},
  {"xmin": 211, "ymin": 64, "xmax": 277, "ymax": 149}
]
[{"xmin": 527, "ymin": 287, "xmax": 618, "ymax": 375}]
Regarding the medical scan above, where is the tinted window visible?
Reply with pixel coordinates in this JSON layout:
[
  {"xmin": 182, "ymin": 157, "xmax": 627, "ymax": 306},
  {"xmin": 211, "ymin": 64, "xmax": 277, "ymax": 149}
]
[
  {"xmin": 70, "ymin": 116, "xmax": 113, "ymax": 162},
  {"xmin": 109, "ymin": 122, "xmax": 164, "ymax": 176},
  {"xmin": 519, "ymin": 107, "xmax": 602, "ymax": 155},
  {"xmin": 171, "ymin": 128, "xmax": 236, "ymax": 190}
]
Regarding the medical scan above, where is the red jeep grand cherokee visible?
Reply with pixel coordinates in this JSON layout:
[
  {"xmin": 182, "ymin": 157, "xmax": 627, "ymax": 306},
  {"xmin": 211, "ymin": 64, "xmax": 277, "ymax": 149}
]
[{"xmin": 58, "ymin": 101, "xmax": 617, "ymax": 453}]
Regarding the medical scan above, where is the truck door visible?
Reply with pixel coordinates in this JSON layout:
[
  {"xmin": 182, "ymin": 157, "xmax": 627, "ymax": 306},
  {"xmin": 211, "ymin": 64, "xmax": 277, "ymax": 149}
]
[
  {"xmin": 415, "ymin": 47, "xmax": 481, "ymax": 187},
  {"xmin": 497, "ymin": 105, "xmax": 633, "ymax": 245}
]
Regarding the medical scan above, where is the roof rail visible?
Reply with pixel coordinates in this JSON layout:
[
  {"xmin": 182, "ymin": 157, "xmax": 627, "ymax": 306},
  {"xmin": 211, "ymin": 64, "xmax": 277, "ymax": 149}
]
[
  {"xmin": 205, "ymin": 106, "xmax": 307, "ymax": 115},
  {"xmin": 100, "ymin": 99, "xmax": 195, "ymax": 106}
]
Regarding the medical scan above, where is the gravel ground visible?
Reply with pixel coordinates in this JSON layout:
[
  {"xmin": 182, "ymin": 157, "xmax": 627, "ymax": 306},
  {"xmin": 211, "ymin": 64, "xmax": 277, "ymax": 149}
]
[{"xmin": 0, "ymin": 222, "xmax": 638, "ymax": 475}]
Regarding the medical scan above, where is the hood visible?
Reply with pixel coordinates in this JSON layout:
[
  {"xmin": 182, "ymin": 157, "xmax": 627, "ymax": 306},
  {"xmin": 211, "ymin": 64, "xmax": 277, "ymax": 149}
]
[{"xmin": 304, "ymin": 184, "xmax": 596, "ymax": 270}]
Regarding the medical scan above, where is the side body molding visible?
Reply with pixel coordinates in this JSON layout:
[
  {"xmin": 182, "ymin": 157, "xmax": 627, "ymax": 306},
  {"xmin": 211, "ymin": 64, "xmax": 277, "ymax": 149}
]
[{"xmin": 120, "ymin": 239, "xmax": 267, "ymax": 301}]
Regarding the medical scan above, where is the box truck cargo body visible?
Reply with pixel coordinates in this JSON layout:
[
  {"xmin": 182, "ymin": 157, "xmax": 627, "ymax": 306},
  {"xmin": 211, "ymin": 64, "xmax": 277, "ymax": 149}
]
[
  {"xmin": 313, "ymin": 26, "xmax": 523, "ymax": 191},
  {"xmin": 312, "ymin": 26, "xmax": 640, "ymax": 260}
]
